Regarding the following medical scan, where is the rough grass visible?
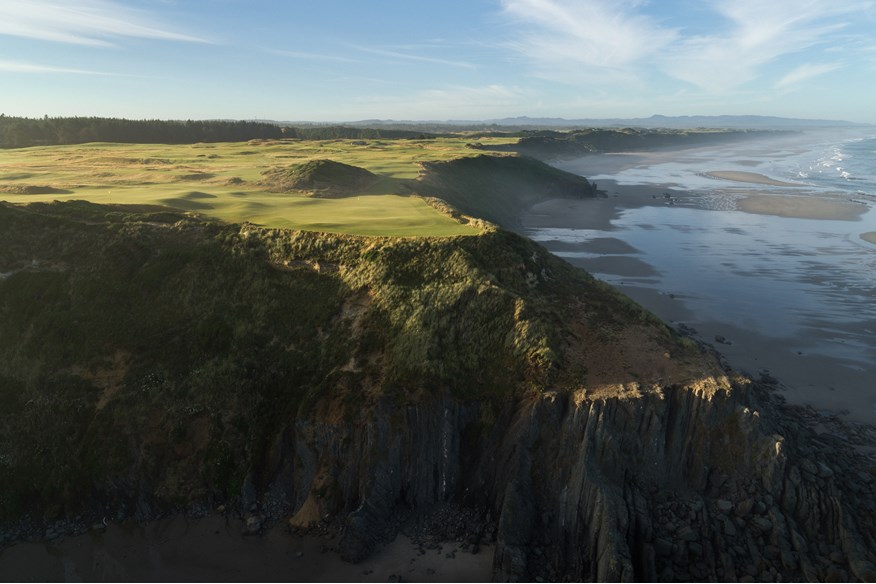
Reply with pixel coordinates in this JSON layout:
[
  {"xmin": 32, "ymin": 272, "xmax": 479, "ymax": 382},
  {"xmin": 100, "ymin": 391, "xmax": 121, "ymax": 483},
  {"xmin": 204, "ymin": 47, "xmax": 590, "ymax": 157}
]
[
  {"xmin": 0, "ymin": 138, "xmax": 517, "ymax": 236},
  {"xmin": 260, "ymin": 159, "xmax": 378, "ymax": 197},
  {"xmin": 0, "ymin": 201, "xmax": 550, "ymax": 517}
]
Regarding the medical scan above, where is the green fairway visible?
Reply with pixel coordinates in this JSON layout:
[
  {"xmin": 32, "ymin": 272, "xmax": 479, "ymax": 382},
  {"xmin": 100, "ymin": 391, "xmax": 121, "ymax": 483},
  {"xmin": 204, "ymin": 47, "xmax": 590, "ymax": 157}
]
[{"xmin": 0, "ymin": 137, "xmax": 518, "ymax": 236}]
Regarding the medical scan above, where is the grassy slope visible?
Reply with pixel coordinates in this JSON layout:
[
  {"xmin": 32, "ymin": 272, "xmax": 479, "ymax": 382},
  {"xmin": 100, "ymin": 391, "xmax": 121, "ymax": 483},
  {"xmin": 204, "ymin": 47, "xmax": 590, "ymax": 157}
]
[
  {"xmin": 0, "ymin": 136, "xmax": 670, "ymax": 520},
  {"xmin": 260, "ymin": 159, "xmax": 379, "ymax": 196},
  {"xmin": 0, "ymin": 138, "xmax": 521, "ymax": 236},
  {"xmin": 0, "ymin": 201, "xmax": 708, "ymax": 519}
]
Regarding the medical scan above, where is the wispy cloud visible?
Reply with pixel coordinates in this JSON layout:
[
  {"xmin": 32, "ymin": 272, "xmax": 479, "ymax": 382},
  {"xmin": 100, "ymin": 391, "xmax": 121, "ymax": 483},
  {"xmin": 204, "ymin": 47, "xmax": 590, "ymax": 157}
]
[
  {"xmin": 0, "ymin": 58, "xmax": 110, "ymax": 75},
  {"xmin": 268, "ymin": 49, "xmax": 360, "ymax": 64},
  {"xmin": 776, "ymin": 62, "xmax": 844, "ymax": 89},
  {"xmin": 0, "ymin": 0, "xmax": 208, "ymax": 47},
  {"xmin": 498, "ymin": 0, "xmax": 874, "ymax": 93},
  {"xmin": 352, "ymin": 45, "xmax": 477, "ymax": 70},
  {"xmin": 499, "ymin": 0, "xmax": 678, "ymax": 70},
  {"xmin": 662, "ymin": 0, "xmax": 863, "ymax": 91}
]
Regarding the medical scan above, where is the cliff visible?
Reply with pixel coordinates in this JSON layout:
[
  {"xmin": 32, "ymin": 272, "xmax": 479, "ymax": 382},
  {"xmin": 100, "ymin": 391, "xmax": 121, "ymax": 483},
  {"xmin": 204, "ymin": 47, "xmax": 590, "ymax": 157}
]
[
  {"xmin": 412, "ymin": 154, "xmax": 600, "ymax": 227},
  {"xmin": 0, "ymin": 201, "xmax": 874, "ymax": 581}
]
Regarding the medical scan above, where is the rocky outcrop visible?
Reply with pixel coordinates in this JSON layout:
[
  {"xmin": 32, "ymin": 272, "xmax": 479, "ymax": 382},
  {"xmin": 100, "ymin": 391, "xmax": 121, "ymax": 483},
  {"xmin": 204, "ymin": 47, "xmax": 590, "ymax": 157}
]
[{"xmin": 286, "ymin": 379, "xmax": 876, "ymax": 582}]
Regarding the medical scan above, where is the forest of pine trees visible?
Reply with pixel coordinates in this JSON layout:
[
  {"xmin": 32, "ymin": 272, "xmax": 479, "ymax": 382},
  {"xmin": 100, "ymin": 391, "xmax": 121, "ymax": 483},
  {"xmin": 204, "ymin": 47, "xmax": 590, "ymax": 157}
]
[
  {"xmin": 0, "ymin": 116, "xmax": 283, "ymax": 148},
  {"xmin": 0, "ymin": 116, "xmax": 438, "ymax": 148}
]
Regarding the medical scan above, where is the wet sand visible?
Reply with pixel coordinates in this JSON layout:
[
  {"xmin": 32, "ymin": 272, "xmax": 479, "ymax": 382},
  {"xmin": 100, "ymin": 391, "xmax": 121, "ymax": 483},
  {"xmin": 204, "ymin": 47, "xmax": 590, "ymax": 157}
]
[
  {"xmin": 703, "ymin": 170, "xmax": 805, "ymax": 187},
  {"xmin": 522, "ymin": 180, "xmax": 876, "ymax": 425},
  {"xmin": 616, "ymin": 283, "xmax": 875, "ymax": 418},
  {"xmin": 737, "ymin": 194, "xmax": 868, "ymax": 220},
  {"xmin": 0, "ymin": 515, "xmax": 493, "ymax": 582}
]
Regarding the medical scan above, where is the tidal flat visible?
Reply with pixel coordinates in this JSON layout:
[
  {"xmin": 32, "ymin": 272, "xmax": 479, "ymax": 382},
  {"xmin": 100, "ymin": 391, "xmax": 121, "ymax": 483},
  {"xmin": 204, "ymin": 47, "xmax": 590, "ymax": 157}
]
[{"xmin": 524, "ymin": 131, "xmax": 876, "ymax": 423}]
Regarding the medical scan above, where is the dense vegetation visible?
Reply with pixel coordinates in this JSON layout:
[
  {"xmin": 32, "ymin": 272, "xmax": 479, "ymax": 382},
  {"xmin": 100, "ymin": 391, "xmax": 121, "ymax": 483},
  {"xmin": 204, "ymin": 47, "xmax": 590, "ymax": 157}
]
[
  {"xmin": 0, "ymin": 200, "xmax": 687, "ymax": 520},
  {"xmin": 0, "ymin": 116, "xmax": 283, "ymax": 148},
  {"xmin": 285, "ymin": 125, "xmax": 440, "ymax": 140},
  {"xmin": 0, "ymin": 116, "xmax": 444, "ymax": 148}
]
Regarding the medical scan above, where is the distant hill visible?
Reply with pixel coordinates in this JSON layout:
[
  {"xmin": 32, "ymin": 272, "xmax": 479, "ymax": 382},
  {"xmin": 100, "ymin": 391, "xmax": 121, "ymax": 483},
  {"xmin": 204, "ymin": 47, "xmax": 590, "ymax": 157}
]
[
  {"xmin": 475, "ymin": 127, "xmax": 774, "ymax": 161},
  {"xmin": 342, "ymin": 115, "xmax": 866, "ymax": 132},
  {"xmin": 483, "ymin": 115, "xmax": 866, "ymax": 130}
]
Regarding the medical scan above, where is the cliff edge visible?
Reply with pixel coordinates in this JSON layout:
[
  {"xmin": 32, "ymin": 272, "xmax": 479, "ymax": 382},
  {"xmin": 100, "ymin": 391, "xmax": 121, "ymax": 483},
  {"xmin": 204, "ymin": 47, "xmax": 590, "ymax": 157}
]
[{"xmin": 0, "ymin": 200, "xmax": 874, "ymax": 581}]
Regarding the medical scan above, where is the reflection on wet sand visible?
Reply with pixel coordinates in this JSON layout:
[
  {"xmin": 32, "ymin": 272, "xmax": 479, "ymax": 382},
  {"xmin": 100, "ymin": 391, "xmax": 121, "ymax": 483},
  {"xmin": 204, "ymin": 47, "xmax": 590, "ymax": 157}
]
[{"xmin": 522, "ymin": 176, "xmax": 876, "ymax": 424}]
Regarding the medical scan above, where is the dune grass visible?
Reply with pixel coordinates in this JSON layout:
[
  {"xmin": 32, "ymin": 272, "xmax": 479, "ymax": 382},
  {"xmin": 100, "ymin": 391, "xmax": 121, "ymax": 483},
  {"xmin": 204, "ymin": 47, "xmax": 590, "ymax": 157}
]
[{"xmin": 0, "ymin": 137, "xmax": 517, "ymax": 236}]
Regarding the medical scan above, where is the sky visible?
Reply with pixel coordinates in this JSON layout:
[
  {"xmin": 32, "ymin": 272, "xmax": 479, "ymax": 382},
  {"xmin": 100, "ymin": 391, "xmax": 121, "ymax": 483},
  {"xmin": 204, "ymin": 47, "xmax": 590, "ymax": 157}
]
[{"xmin": 1, "ymin": 0, "xmax": 875, "ymax": 123}]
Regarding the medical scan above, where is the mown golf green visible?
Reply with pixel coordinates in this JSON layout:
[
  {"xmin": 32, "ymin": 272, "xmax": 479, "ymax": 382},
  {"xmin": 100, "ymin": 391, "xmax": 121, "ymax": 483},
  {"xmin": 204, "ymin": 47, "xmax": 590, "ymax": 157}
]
[{"xmin": 0, "ymin": 137, "xmax": 518, "ymax": 236}]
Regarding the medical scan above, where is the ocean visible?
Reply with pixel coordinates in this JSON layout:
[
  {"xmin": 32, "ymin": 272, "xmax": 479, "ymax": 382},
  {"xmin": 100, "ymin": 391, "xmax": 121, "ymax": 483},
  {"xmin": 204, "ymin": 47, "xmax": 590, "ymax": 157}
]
[{"xmin": 523, "ymin": 129, "xmax": 876, "ymax": 422}]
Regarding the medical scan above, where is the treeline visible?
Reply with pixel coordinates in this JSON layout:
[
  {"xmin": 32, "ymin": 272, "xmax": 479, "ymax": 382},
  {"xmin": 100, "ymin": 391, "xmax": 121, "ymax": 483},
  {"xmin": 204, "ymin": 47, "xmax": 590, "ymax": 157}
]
[
  {"xmin": 0, "ymin": 116, "xmax": 442, "ymax": 148},
  {"xmin": 0, "ymin": 116, "xmax": 283, "ymax": 148},
  {"xmin": 283, "ymin": 125, "xmax": 438, "ymax": 140}
]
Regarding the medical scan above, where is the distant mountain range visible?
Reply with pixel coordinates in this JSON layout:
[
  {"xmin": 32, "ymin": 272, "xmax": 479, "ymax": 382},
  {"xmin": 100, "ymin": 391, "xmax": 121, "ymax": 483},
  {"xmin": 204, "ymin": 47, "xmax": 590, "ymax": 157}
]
[{"xmin": 332, "ymin": 114, "xmax": 867, "ymax": 131}]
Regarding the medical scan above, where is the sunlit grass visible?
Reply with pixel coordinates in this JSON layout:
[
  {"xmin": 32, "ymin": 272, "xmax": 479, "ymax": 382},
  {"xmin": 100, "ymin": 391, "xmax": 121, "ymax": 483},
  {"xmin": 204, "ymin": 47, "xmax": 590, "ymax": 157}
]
[{"xmin": 0, "ymin": 137, "xmax": 518, "ymax": 236}]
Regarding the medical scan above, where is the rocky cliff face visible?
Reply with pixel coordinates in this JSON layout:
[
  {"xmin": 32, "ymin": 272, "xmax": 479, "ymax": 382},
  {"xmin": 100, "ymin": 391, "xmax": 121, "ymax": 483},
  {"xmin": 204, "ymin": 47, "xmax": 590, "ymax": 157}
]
[
  {"xmin": 286, "ymin": 378, "xmax": 876, "ymax": 582},
  {"xmin": 1, "ymin": 201, "xmax": 874, "ymax": 582}
]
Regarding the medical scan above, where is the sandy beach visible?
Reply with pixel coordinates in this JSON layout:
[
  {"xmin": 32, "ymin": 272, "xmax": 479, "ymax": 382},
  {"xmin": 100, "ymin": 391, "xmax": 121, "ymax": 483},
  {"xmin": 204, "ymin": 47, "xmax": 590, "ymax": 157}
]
[
  {"xmin": 862, "ymin": 231, "xmax": 876, "ymax": 244},
  {"xmin": 0, "ymin": 515, "xmax": 493, "ymax": 582}
]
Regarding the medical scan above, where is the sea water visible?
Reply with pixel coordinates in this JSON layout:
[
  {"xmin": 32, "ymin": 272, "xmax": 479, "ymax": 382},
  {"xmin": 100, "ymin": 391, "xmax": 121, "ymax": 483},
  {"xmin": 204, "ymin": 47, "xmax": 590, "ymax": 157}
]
[{"xmin": 526, "ymin": 129, "xmax": 876, "ymax": 421}]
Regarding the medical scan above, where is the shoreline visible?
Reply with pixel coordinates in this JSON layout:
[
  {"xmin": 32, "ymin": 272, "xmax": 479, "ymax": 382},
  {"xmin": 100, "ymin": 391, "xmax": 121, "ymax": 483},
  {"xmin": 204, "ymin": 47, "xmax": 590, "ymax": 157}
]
[
  {"xmin": 0, "ymin": 514, "xmax": 494, "ymax": 582},
  {"xmin": 521, "ymin": 178, "xmax": 876, "ymax": 425},
  {"xmin": 701, "ymin": 170, "xmax": 805, "ymax": 187},
  {"xmin": 523, "ymin": 179, "xmax": 684, "ymax": 233}
]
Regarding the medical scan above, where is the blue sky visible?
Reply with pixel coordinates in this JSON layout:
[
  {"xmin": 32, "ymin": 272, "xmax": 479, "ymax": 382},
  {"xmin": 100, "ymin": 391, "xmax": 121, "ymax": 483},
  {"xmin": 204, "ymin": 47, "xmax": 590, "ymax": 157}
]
[{"xmin": 1, "ymin": 0, "xmax": 875, "ymax": 123}]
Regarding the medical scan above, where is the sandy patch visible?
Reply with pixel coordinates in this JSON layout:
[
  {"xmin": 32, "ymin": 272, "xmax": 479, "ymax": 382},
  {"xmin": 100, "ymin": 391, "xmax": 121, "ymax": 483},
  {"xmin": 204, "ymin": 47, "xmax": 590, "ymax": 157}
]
[
  {"xmin": 737, "ymin": 194, "xmax": 868, "ymax": 221},
  {"xmin": 703, "ymin": 170, "xmax": 805, "ymax": 187},
  {"xmin": 861, "ymin": 231, "xmax": 876, "ymax": 244}
]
